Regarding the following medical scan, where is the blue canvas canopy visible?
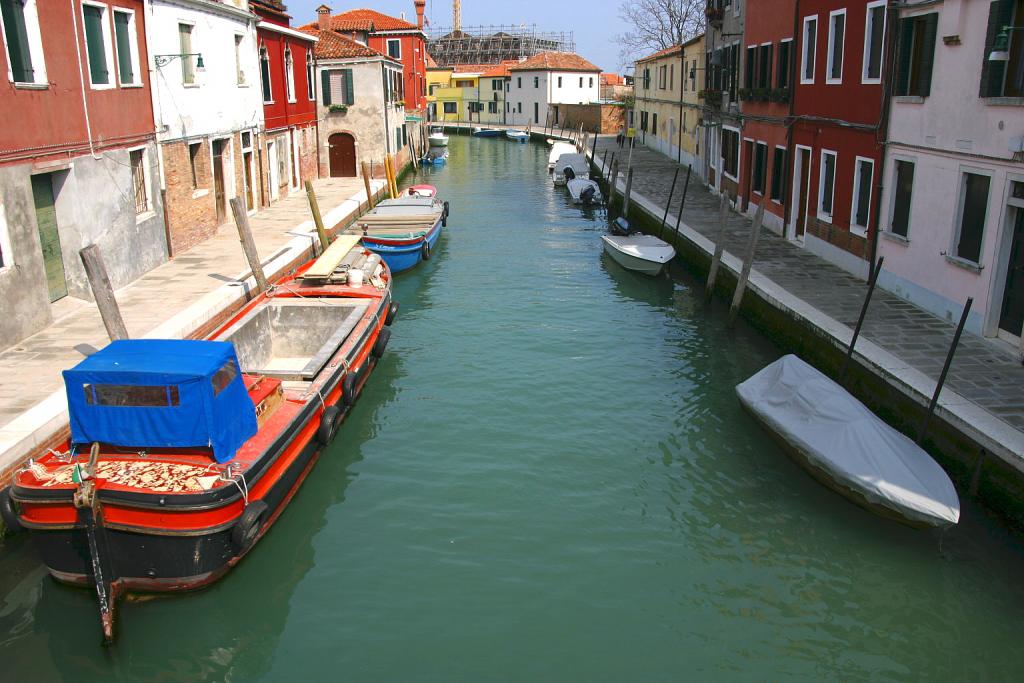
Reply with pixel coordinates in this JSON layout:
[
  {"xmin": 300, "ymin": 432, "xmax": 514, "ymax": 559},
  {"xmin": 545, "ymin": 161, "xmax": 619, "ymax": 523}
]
[{"xmin": 63, "ymin": 339, "xmax": 257, "ymax": 463}]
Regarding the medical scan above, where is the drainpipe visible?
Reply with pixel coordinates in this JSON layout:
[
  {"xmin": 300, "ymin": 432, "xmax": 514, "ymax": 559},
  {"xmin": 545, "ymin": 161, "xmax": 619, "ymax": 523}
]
[
  {"xmin": 70, "ymin": 0, "xmax": 99, "ymax": 159},
  {"xmin": 868, "ymin": 4, "xmax": 901, "ymax": 281},
  {"xmin": 784, "ymin": 0, "xmax": 801, "ymax": 231}
]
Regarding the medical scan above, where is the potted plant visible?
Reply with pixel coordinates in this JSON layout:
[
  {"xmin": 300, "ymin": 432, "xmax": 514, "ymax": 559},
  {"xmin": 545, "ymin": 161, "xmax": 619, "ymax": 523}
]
[
  {"xmin": 705, "ymin": 7, "xmax": 724, "ymax": 21},
  {"xmin": 770, "ymin": 87, "xmax": 790, "ymax": 103},
  {"xmin": 753, "ymin": 87, "xmax": 769, "ymax": 102},
  {"xmin": 329, "ymin": 104, "xmax": 348, "ymax": 114},
  {"xmin": 738, "ymin": 87, "xmax": 750, "ymax": 101}
]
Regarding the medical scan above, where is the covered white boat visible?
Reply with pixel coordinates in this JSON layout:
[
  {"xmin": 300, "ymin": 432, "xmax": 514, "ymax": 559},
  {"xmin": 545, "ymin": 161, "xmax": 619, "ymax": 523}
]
[
  {"xmin": 567, "ymin": 178, "xmax": 602, "ymax": 205},
  {"xmin": 548, "ymin": 142, "xmax": 577, "ymax": 172},
  {"xmin": 506, "ymin": 129, "xmax": 530, "ymax": 143},
  {"xmin": 428, "ymin": 126, "xmax": 449, "ymax": 147},
  {"xmin": 601, "ymin": 233, "xmax": 675, "ymax": 275},
  {"xmin": 736, "ymin": 354, "xmax": 960, "ymax": 528},
  {"xmin": 552, "ymin": 154, "xmax": 589, "ymax": 186}
]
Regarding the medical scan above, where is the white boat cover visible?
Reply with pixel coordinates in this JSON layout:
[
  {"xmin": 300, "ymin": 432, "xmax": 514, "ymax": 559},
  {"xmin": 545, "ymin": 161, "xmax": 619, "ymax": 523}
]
[
  {"xmin": 567, "ymin": 178, "xmax": 602, "ymax": 203},
  {"xmin": 736, "ymin": 354, "xmax": 960, "ymax": 528},
  {"xmin": 548, "ymin": 142, "xmax": 576, "ymax": 168},
  {"xmin": 602, "ymin": 234, "xmax": 675, "ymax": 263},
  {"xmin": 553, "ymin": 154, "xmax": 589, "ymax": 177}
]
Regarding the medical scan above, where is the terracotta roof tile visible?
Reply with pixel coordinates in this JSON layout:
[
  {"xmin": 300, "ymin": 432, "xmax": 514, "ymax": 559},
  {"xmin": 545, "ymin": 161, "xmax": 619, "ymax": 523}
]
[
  {"xmin": 637, "ymin": 45, "xmax": 683, "ymax": 63},
  {"xmin": 508, "ymin": 51, "xmax": 600, "ymax": 73},
  {"xmin": 301, "ymin": 28, "xmax": 387, "ymax": 60},
  {"xmin": 300, "ymin": 8, "xmax": 420, "ymax": 33},
  {"xmin": 481, "ymin": 61, "xmax": 518, "ymax": 78}
]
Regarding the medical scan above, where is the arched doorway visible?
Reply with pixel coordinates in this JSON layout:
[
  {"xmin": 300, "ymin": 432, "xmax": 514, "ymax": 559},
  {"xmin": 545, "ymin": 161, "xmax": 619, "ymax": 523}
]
[{"xmin": 328, "ymin": 133, "xmax": 357, "ymax": 177}]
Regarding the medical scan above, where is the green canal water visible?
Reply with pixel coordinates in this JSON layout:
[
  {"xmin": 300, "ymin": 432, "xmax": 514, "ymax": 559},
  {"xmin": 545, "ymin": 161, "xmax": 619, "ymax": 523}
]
[{"xmin": 3, "ymin": 135, "xmax": 1024, "ymax": 681}]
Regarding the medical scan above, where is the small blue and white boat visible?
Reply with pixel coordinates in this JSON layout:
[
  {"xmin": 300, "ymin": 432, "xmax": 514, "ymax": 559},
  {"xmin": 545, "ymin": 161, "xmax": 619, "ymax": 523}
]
[
  {"xmin": 506, "ymin": 129, "xmax": 530, "ymax": 143},
  {"xmin": 473, "ymin": 127, "xmax": 502, "ymax": 137},
  {"xmin": 349, "ymin": 196, "xmax": 449, "ymax": 273}
]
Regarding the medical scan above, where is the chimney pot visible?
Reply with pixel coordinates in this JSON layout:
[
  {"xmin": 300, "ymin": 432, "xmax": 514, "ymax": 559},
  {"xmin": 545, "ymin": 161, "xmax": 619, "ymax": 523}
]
[
  {"xmin": 317, "ymin": 4, "xmax": 331, "ymax": 30},
  {"xmin": 414, "ymin": 0, "xmax": 426, "ymax": 30}
]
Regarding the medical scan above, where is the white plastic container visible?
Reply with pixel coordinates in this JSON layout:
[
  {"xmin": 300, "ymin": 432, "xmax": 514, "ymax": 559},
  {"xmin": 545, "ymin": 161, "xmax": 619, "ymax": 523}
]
[{"xmin": 348, "ymin": 268, "xmax": 364, "ymax": 288}]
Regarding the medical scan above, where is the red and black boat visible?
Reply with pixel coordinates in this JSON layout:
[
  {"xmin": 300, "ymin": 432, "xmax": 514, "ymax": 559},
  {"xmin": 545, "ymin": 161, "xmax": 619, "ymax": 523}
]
[{"xmin": 0, "ymin": 239, "xmax": 398, "ymax": 642}]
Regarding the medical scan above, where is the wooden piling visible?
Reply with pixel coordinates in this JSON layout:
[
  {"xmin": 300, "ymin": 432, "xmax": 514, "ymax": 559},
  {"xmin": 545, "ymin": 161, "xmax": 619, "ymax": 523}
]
[
  {"xmin": 705, "ymin": 194, "xmax": 730, "ymax": 301},
  {"xmin": 304, "ymin": 181, "xmax": 330, "ymax": 251},
  {"xmin": 728, "ymin": 201, "xmax": 765, "ymax": 325},
  {"xmin": 659, "ymin": 166, "xmax": 680, "ymax": 238},
  {"xmin": 361, "ymin": 161, "xmax": 375, "ymax": 209},
  {"xmin": 673, "ymin": 164, "xmax": 693, "ymax": 237},
  {"xmin": 230, "ymin": 197, "xmax": 269, "ymax": 295},
  {"xmin": 622, "ymin": 167, "xmax": 634, "ymax": 216},
  {"xmin": 591, "ymin": 131, "xmax": 598, "ymax": 160},
  {"xmin": 608, "ymin": 155, "xmax": 619, "ymax": 202},
  {"xmin": 79, "ymin": 244, "xmax": 129, "ymax": 341}
]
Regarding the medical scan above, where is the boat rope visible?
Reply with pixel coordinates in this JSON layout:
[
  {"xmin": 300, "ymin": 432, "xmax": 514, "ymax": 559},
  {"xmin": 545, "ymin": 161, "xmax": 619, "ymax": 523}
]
[{"xmin": 219, "ymin": 463, "xmax": 249, "ymax": 505}]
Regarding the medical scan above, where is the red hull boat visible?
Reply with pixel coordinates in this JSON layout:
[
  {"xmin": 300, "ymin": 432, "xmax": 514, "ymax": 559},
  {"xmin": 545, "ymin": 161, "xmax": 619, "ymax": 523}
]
[{"xmin": 1, "ymin": 240, "xmax": 397, "ymax": 642}]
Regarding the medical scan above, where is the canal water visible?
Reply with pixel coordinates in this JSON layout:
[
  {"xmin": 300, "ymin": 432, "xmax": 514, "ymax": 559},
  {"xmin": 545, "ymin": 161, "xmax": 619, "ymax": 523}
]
[{"xmin": 3, "ymin": 134, "xmax": 1024, "ymax": 681}]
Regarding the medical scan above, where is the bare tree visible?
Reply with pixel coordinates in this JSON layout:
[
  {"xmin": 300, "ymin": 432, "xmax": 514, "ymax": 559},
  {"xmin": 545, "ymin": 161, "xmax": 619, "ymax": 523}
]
[{"xmin": 617, "ymin": 0, "xmax": 706, "ymax": 68}]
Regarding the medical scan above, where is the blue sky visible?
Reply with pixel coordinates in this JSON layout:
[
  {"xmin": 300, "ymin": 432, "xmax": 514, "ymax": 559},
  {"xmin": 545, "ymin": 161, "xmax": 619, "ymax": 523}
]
[{"xmin": 285, "ymin": 0, "xmax": 623, "ymax": 72}]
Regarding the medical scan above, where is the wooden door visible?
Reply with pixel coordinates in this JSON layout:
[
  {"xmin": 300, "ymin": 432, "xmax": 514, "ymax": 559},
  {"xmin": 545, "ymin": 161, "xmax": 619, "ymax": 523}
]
[
  {"xmin": 796, "ymin": 148, "xmax": 810, "ymax": 239},
  {"xmin": 328, "ymin": 133, "xmax": 357, "ymax": 177},
  {"xmin": 1000, "ymin": 208, "xmax": 1024, "ymax": 337},
  {"xmin": 243, "ymin": 151, "xmax": 254, "ymax": 211},
  {"xmin": 31, "ymin": 174, "xmax": 67, "ymax": 302},
  {"xmin": 212, "ymin": 139, "xmax": 226, "ymax": 224}
]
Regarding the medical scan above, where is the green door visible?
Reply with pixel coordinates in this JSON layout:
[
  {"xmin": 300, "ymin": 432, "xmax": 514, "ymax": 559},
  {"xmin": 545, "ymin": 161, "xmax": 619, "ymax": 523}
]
[{"xmin": 31, "ymin": 174, "xmax": 68, "ymax": 302}]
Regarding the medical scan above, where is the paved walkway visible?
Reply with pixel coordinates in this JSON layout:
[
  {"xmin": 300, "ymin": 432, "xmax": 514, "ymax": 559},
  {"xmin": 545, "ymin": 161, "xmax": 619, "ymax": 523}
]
[
  {"xmin": 0, "ymin": 177, "xmax": 381, "ymax": 471},
  {"xmin": 590, "ymin": 136, "xmax": 1024, "ymax": 433}
]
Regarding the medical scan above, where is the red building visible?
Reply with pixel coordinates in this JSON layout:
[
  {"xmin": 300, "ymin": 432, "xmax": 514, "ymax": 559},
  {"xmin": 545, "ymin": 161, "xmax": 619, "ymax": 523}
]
[
  {"xmin": 792, "ymin": 0, "xmax": 887, "ymax": 273},
  {"xmin": 305, "ymin": 2, "xmax": 429, "ymax": 112},
  {"xmin": 252, "ymin": 0, "xmax": 319, "ymax": 205},
  {"xmin": 737, "ymin": 0, "xmax": 797, "ymax": 235},
  {"xmin": 0, "ymin": 0, "xmax": 166, "ymax": 350}
]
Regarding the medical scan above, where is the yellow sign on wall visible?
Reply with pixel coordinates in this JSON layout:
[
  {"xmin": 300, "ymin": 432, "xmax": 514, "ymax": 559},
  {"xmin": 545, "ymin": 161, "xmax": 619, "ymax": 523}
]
[{"xmin": 626, "ymin": 128, "xmax": 636, "ymax": 138}]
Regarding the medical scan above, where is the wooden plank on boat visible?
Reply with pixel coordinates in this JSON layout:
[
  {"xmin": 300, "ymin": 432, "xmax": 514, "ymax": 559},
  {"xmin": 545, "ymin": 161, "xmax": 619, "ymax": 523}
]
[
  {"xmin": 357, "ymin": 215, "xmax": 439, "ymax": 225},
  {"xmin": 304, "ymin": 234, "xmax": 361, "ymax": 279}
]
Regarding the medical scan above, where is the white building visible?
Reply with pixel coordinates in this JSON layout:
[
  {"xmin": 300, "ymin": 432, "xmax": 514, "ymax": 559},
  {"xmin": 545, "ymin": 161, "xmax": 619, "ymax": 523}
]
[
  {"xmin": 145, "ymin": 0, "xmax": 263, "ymax": 255},
  {"xmin": 877, "ymin": 0, "xmax": 1024, "ymax": 348},
  {"xmin": 507, "ymin": 52, "xmax": 601, "ymax": 128}
]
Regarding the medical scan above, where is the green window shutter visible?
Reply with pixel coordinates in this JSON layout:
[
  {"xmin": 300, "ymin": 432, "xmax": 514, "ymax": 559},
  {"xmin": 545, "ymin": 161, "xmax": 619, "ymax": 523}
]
[
  {"xmin": 1, "ymin": 0, "xmax": 34, "ymax": 82},
  {"xmin": 343, "ymin": 68, "xmax": 354, "ymax": 105},
  {"xmin": 321, "ymin": 70, "xmax": 331, "ymax": 105},
  {"xmin": 895, "ymin": 17, "xmax": 913, "ymax": 96},
  {"xmin": 980, "ymin": 0, "xmax": 1014, "ymax": 97},
  {"xmin": 114, "ymin": 12, "xmax": 133, "ymax": 84},
  {"xmin": 917, "ymin": 13, "xmax": 938, "ymax": 96},
  {"xmin": 83, "ymin": 5, "xmax": 109, "ymax": 84}
]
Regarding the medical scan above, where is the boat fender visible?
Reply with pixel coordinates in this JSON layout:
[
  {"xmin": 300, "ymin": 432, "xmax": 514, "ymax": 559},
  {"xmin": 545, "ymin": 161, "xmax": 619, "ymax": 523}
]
[
  {"xmin": 372, "ymin": 326, "xmax": 392, "ymax": 359},
  {"xmin": 421, "ymin": 241, "xmax": 432, "ymax": 261},
  {"xmin": 231, "ymin": 499, "xmax": 268, "ymax": 553},
  {"xmin": 0, "ymin": 488, "xmax": 23, "ymax": 534},
  {"xmin": 385, "ymin": 301, "xmax": 400, "ymax": 326},
  {"xmin": 317, "ymin": 405, "xmax": 342, "ymax": 445},
  {"xmin": 442, "ymin": 201, "xmax": 450, "ymax": 227},
  {"xmin": 343, "ymin": 370, "xmax": 360, "ymax": 407}
]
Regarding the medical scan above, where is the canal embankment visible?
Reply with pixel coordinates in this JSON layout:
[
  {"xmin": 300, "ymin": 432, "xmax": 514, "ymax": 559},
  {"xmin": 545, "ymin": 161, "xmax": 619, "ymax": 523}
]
[
  {"xmin": 580, "ymin": 135, "xmax": 1024, "ymax": 528},
  {"xmin": 0, "ymin": 175, "xmax": 391, "ymax": 490}
]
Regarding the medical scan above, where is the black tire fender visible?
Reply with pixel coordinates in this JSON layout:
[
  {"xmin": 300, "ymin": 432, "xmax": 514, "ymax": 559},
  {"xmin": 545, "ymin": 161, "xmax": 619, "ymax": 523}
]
[
  {"xmin": 421, "ymin": 241, "xmax": 432, "ymax": 261},
  {"xmin": 343, "ymin": 371, "xmax": 359, "ymax": 407},
  {"xmin": 317, "ymin": 405, "xmax": 342, "ymax": 445},
  {"xmin": 231, "ymin": 499, "xmax": 268, "ymax": 553},
  {"xmin": 0, "ymin": 488, "xmax": 22, "ymax": 534},
  {"xmin": 442, "ymin": 201, "xmax": 450, "ymax": 227},
  {"xmin": 372, "ymin": 326, "xmax": 392, "ymax": 359},
  {"xmin": 385, "ymin": 301, "xmax": 400, "ymax": 326}
]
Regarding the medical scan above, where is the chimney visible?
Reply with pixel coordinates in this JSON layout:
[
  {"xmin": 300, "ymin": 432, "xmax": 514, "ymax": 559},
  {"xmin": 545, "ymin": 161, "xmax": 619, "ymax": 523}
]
[
  {"xmin": 316, "ymin": 4, "xmax": 332, "ymax": 30},
  {"xmin": 414, "ymin": 0, "xmax": 426, "ymax": 30}
]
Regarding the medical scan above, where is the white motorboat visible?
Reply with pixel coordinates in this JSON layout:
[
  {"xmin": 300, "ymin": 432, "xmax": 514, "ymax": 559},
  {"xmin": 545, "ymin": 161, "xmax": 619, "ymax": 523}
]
[
  {"xmin": 566, "ymin": 178, "xmax": 602, "ymax": 205},
  {"xmin": 736, "ymin": 354, "xmax": 960, "ymax": 528},
  {"xmin": 548, "ymin": 142, "xmax": 576, "ymax": 173},
  {"xmin": 428, "ymin": 126, "xmax": 449, "ymax": 147},
  {"xmin": 552, "ymin": 154, "xmax": 590, "ymax": 186},
  {"xmin": 601, "ymin": 233, "xmax": 675, "ymax": 275},
  {"xmin": 506, "ymin": 129, "xmax": 530, "ymax": 143}
]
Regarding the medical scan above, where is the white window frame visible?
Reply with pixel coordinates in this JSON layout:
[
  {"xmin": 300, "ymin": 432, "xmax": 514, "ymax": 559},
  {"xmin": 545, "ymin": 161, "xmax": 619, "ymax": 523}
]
[
  {"xmin": 128, "ymin": 145, "xmax": 155, "ymax": 221},
  {"xmin": 387, "ymin": 38, "xmax": 401, "ymax": 60},
  {"xmin": 771, "ymin": 144, "xmax": 787, "ymax": 205},
  {"xmin": 818, "ymin": 149, "xmax": 837, "ymax": 223},
  {"xmin": 722, "ymin": 124, "xmax": 740, "ymax": 182},
  {"xmin": 753, "ymin": 141, "xmax": 768, "ymax": 196},
  {"xmin": 234, "ymin": 33, "xmax": 247, "ymax": 86},
  {"xmin": 826, "ymin": 8, "xmax": 846, "ymax": 85},
  {"xmin": 259, "ymin": 43, "xmax": 272, "ymax": 103},
  {"xmin": 179, "ymin": 21, "xmax": 197, "ymax": 87},
  {"xmin": 801, "ymin": 15, "xmax": 818, "ymax": 84},
  {"xmin": 306, "ymin": 50, "xmax": 314, "ymax": 100},
  {"xmin": 0, "ymin": 201, "xmax": 13, "ymax": 270},
  {"xmin": 951, "ymin": 166, "xmax": 995, "ymax": 266},
  {"xmin": 887, "ymin": 155, "xmax": 916, "ymax": 237},
  {"xmin": 778, "ymin": 38, "xmax": 794, "ymax": 88},
  {"xmin": 708, "ymin": 128, "xmax": 719, "ymax": 171},
  {"xmin": 862, "ymin": 0, "xmax": 887, "ymax": 85},
  {"xmin": 284, "ymin": 46, "xmax": 295, "ymax": 103},
  {"xmin": 0, "ymin": 0, "xmax": 47, "ymax": 86},
  {"xmin": 82, "ymin": 0, "xmax": 116, "ymax": 90},
  {"xmin": 110, "ymin": 8, "xmax": 141, "ymax": 87},
  {"xmin": 850, "ymin": 156, "xmax": 874, "ymax": 237}
]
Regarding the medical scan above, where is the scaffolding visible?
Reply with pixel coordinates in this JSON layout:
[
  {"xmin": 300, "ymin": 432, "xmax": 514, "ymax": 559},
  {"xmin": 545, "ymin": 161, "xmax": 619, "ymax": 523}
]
[{"xmin": 426, "ymin": 25, "xmax": 575, "ymax": 67}]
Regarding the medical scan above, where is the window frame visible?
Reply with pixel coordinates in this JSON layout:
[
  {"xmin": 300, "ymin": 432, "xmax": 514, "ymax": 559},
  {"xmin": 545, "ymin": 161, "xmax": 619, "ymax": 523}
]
[
  {"xmin": 111, "ymin": 7, "xmax": 141, "ymax": 87},
  {"xmin": 777, "ymin": 38, "xmax": 793, "ymax": 89},
  {"xmin": 888, "ymin": 156, "xmax": 916, "ymax": 239},
  {"xmin": 259, "ymin": 43, "xmax": 272, "ymax": 103},
  {"xmin": 770, "ymin": 145, "xmax": 787, "ymax": 204},
  {"xmin": 951, "ymin": 168, "xmax": 994, "ymax": 266},
  {"xmin": 826, "ymin": 8, "xmax": 846, "ymax": 85},
  {"xmin": 721, "ymin": 125, "xmax": 740, "ymax": 181},
  {"xmin": 386, "ymin": 38, "xmax": 401, "ymax": 59},
  {"xmin": 753, "ymin": 141, "xmax": 768, "ymax": 196},
  {"xmin": 801, "ymin": 15, "xmax": 818, "ymax": 84},
  {"xmin": 0, "ymin": 201, "xmax": 12, "ymax": 270},
  {"xmin": 850, "ymin": 156, "xmax": 874, "ymax": 237},
  {"xmin": 0, "ymin": 0, "xmax": 48, "ymax": 86},
  {"xmin": 284, "ymin": 46, "xmax": 295, "ymax": 103},
  {"xmin": 82, "ymin": 0, "xmax": 116, "ymax": 90},
  {"xmin": 179, "ymin": 21, "xmax": 197, "ymax": 86},
  {"xmin": 818, "ymin": 148, "xmax": 837, "ymax": 223},
  {"xmin": 862, "ymin": 0, "xmax": 887, "ymax": 84},
  {"xmin": 442, "ymin": 101, "xmax": 456, "ymax": 114},
  {"xmin": 128, "ymin": 145, "xmax": 153, "ymax": 218},
  {"xmin": 306, "ymin": 50, "xmax": 314, "ymax": 100},
  {"xmin": 234, "ymin": 33, "xmax": 247, "ymax": 86}
]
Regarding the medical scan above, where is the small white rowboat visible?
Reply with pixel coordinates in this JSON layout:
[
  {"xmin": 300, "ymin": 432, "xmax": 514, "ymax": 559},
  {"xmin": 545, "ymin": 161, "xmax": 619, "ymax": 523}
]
[{"xmin": 601, "ymin": 234, "xmax": 675, "ymax": 275}]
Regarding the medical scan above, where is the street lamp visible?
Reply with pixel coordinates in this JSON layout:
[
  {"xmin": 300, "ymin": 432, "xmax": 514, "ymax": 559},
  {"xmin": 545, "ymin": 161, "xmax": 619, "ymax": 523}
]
[
  {"xmin": 154, "ymin": 53, "xmax": 206, "ymax": 70},
  {"xmin": 988, "ymin": 26, "xmax": 1023, "ymax": 61}
]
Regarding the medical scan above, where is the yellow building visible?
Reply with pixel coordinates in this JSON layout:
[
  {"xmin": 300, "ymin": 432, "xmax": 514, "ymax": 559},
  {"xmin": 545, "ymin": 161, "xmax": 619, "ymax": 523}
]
[
  {"xmin": 634, "ymin": 34, "xmax": 705, "ymax": 172},
  {"xmin": 426, "ymin": 63, "xmax": 513, "ymax": 124}
]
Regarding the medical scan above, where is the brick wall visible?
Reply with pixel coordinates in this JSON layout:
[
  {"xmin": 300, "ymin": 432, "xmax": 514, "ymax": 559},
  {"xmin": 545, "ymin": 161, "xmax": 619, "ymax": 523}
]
[
  {"xmin": 807, "ymin": 217, "xmax": 868, "ymax": 259},
  {"xmin": 550, "ymin": 104, "xmax": 625, "ymax": 134},
  {"xmin": 162, "ymin": 139, "xmax": 218, "ymax": 256}
]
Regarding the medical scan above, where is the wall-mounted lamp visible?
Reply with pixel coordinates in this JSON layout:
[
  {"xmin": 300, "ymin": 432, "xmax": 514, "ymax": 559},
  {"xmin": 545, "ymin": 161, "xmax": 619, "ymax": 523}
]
[
  {"xmin": 154, "ymin": 53, "xmax": 206, "ymax": 70},
  {"xmin": 989, "ymin": 27, "xmax": 1022, "ymax": 62}
]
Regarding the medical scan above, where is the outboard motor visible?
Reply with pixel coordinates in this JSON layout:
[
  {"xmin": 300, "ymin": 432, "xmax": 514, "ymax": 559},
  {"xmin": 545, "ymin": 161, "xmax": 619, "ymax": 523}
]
[
  {"xmin": 613, "ymin": 217, "xmax": 633, "ymax": 235},
  {"xmin": 564, "ymin": 166, "xmax": 576, "ymax": 181},
  {"xmin": 580, "ymin": 184, "xmax": 596, "ymax": 204}
]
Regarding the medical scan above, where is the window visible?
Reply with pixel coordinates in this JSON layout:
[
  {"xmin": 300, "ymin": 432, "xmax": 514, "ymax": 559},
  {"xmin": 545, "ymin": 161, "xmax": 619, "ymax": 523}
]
[
  {"xmin": 1, "ymin": 0, "xmax": 46, "ymax": 85},
  {"xmin": 558, "ymin": 76, "xmax": 562, "ymax": 87},
  {"xmin": 818, "ymin": 150, "xmax": 836, "ymax": 220},
  {"xmin": 83, "ymin": 3, "xmax": 114, "ymax": 87},
  {"xmin": 659, "ymin": 65, "xmax": 667, "ymax": 89},
  {"xmin": 863, "ymin": 1, "xmax": 886, "ymax": 83},
  {"xmin": 188, "ymin": 141, "xmax": 202, "ymax": 188},
  {"xmin": 284, "ymin": 47, "xmax": 295, "ymax": 102},
  {"xmin": 722, "ymin": 128, "xmax": 739, "ymax": 179},
  {"xmin": 955, "ymin": 172, "xmax": 991, "ymax": 263},
  {"xmin": 130, "ymin": 149, "xmax": 147, "ymax": 214},
  {"xmin": 387, "ymin": 38, "xmax": 400, "ymax": 59},
  {"xmin": 745, "ymin": 46, "xmax": 755, "ymax": 88},
  {"xmin": 517, "ymin": 77, "xmax": 521, "ymax": 88},
  {"xmin": 534, "ymin": 101, "xmax": 539, "ymax": 123},
  {"xmin": 851, "ymin": 157, "xmax": 874, "ymax": 235},
  {"xmin": 212, "ymin": 361, "xmax": 238, "ymax": 396},
  {"xmin": 827, "ymin": 9, "xmax": 846, "ymax": 83},
  {"xmin": 488, "ymin": 101, "xmax": 497, "ymax": 113},
  {"xmin": 443, "ymin": 101, "xmax": 456, "ymax": 114},
  {"xmin": 770, "ymin": 147, "xmax": 787, "ymax": 202},
  {"xmin": 801, "ymin": 16, "xmax": 817, "ymax": 83},
  {"xmin": 179, "ymin": 23, "xmax": 195, "ymax": 85},
  {"xmin": 643, "ymin": 67, "xmax": 651, "ymax": 89},
  {"xmin": 590, "ymin": 76, "xmax": 594, "ymax": 88},
  {"xmin": 690, "ymin": 59, "xmax": 696, "ymax": 91},
  {"xmin": 579, "ymin": 76, "xmax": 583, "ymax": 87},
  {"xmin": 981, "ymin": 0, "xmax": 1024, "ymax": 97},
  {"xmin": 322, "ymin": 69, "xmax": 354, "ymax": 105},
  {"xmin": 235, "ymin": 34, "xmax": 245, "ymax": 85},
  {"xmin": 113, "ymin": 9, "xmax": 140, "ymax": 86},
  {"xmin": 895, "ymin": 13, "xmax": 937, "ymax": 96},
  {"xmin": 534, "ymin": 76, "xmax": 539, "ymax": 88},
  {"xmin": 890, "ymin": 160, "xmax": 915, "ymax": 237},
  {"xmin": 306, "ymin": 51, "xmax": 314, "ymax": 99},
  {"xmin": 652, "ymin": 112, "xmax": 658, "ymax": 136},
  {"xmin": 759, "ymin": 43, "xmax": 773, "ymax": 88},
  {"xmin": 777, "ymin": 40, "xmax": 792, "ymax": 89},
  {"xmin": 517, "ymin": 101, "xmax": 521, "ymax": 113},
  {"xmin": 753, "ymin": 142, "xmax": 767, "ymax": 195},
  {"xmin": 260, "ymin": 45, "xmax": 273, "ymax": 101},
  {"xmin": 728, "ymin": 43, "xmax": 739, "ymax": 100},
  {"xmin": 492, "ymin": 79, "xmax": 502, "ymax": 90},
  {"xmin": 84, "ymin": 384, "xmax": 181, "ymax": 407},
  {"xmin": 454, "ymin": 79, "xmax": 473, "ymax": 87}
]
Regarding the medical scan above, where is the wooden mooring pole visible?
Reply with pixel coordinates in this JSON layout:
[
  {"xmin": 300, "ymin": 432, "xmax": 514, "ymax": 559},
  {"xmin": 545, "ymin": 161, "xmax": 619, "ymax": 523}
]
[
  {"xmin": 608, "ymin": 154, "xmax": 619, "ymax": 202},
  {"xmin": 917, "ymin": 297, "xmax": 974, "ymax": 445},
  {"xmin": 304, "ymin": 181, "xmax": 330, "ymax": 251},
  {"xmin": 728, "ymin": 201, "xmax": 765, "ymax": 325},
  {"xmin": 839, "ymin": 256, "xmax": 885, "ymax": 383},
  {"xmin": 622, "ymin": 167, "xmax": 634, "ymax": 216},
  {"xmin": 79, "ymin": 244, "xmax": 129, "ymax": 341},
  {"xmin": 361, "ymin": 161, "xmax": 375, "ymax": 209},
  {"xmin": 659, "ymin": 166, "xmax": 680, "ymax": 238},
  {"xmin": 230, "ymin": 197, "xmax": 269, "ymax": 294},
  {"xmin": 705, "ymin": 194, "xmax": 730, "ymax": 302},
  {"xmin": 591, "ymin": 132, "xmax": 599, "ymax": 160}
]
